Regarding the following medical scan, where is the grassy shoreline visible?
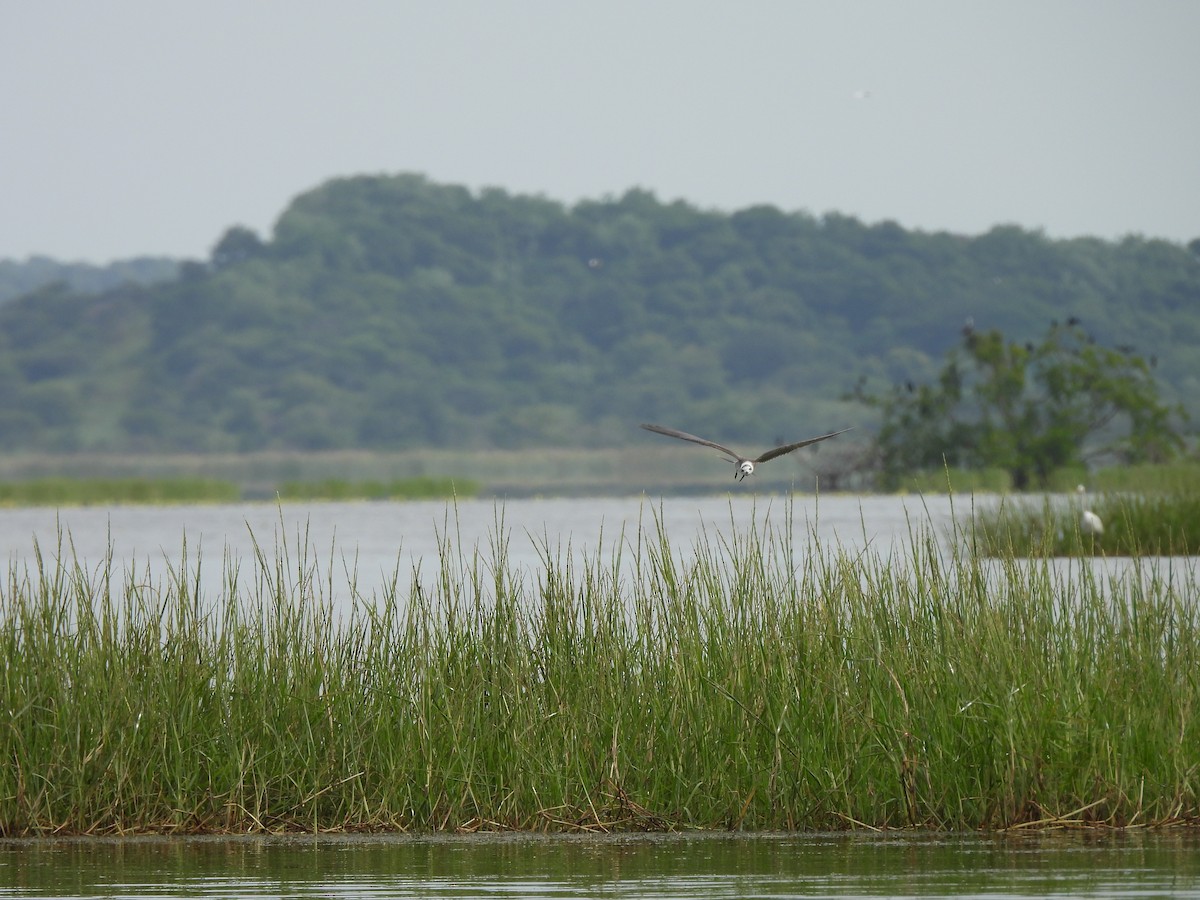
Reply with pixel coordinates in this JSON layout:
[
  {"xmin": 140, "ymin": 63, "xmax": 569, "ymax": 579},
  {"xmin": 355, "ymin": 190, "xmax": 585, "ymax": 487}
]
[
  {"xmin": 0, "ymin": 477, "xmax": 242, "ymax": 507},
  {"xmin": 1, "ymin": 507, "xmax": 1197, "ymax": 836},
  {"xmin": 2, "ymin": 452, "xmax": 1199, "ymax": 505},
  {"xmin": 0, "ymin": 475, "xmax": 476, "ymax": 507},
  {"xmin": 0, "ymin": 446, "xmax": 860, "ymax": 499}
]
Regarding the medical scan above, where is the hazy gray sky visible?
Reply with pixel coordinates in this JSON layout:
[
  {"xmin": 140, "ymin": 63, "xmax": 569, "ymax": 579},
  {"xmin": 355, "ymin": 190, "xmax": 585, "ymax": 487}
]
[{"xmin": 2, "ymin": 1, "xmax": 1198, "ymax": 263}]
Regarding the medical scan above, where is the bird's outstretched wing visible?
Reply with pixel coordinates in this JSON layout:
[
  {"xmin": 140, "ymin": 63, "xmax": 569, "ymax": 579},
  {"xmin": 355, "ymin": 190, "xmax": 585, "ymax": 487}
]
[
  {"xmin": 753, "ymin": 427, "xmax": 853, "ymax": 463},
  {"xmin": 640, "ymin": 423, "xmax": 742, "ymax": 461}
]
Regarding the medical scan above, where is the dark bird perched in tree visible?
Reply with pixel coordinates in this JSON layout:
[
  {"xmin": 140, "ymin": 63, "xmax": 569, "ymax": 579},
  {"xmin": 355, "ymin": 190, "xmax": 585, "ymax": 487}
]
[{"xmin": 640, "ymin": 423, "xmax": 852, "ymax": 481}]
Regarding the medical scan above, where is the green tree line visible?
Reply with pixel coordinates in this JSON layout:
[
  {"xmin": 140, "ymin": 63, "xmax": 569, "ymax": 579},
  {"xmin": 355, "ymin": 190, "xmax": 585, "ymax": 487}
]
[{"xmin": 1, "ymin": 173, "xmax": 1197, "ymax": 458}]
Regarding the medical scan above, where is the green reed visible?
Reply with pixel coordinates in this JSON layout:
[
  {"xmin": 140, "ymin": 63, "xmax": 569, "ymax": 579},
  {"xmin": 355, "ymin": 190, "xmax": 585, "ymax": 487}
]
[{"xmin": 1, "ymin": 504, "xmax": 1197, "ymax": 835}]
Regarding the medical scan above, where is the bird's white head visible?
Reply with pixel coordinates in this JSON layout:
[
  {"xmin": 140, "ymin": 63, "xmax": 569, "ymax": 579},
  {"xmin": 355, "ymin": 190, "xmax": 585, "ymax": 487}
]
[{"xmin": 737, "ymin": 460, "xmax": 755, "ymax": 480}]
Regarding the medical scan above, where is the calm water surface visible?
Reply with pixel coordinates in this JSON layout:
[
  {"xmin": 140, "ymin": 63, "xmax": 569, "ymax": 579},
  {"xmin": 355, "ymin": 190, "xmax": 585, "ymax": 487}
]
[
  {"xmin": 3, "ymin": 493, "xmax": 1191, "ymax": 610},
  {"xmin": 0, "ymin": 494, "xmax": 962, "ymax": 601},
  {"xmin": 1, "ymin": 832, "xmax": 1198, "ymax": 898},
  {"xmin": 3, "ymin": 492, "xmax": 1168, "ymax": 601}
]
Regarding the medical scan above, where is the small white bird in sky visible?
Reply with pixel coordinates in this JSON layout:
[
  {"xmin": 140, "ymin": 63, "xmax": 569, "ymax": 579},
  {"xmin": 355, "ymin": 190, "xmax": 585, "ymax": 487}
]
[
  {"xmin": 640, "ymin": 423, "xmax": 852, "ymax": 481},
  {"xmin": 1077, "ymin": 484, "xmax": 1104, "ymax": 535}
]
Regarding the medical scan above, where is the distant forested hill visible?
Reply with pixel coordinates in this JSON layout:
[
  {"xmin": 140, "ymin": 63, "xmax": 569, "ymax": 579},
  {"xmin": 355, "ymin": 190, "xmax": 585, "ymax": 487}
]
[
  {"xmin": 0, "ymin": 256, "xmax": 178, "ymax": 306},
  {"xmin": 1, "ymin": 173, "xmax": 1197, "ymax": 454}
]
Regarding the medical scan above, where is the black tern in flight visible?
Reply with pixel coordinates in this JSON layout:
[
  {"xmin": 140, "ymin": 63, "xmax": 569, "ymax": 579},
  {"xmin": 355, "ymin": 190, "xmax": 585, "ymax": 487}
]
[{"xmin": 640, "ymin": 423, "xmax": 852, "ymax": 481}]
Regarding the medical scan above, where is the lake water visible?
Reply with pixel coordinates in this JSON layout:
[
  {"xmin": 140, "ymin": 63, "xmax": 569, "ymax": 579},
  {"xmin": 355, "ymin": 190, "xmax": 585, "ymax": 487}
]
[
  {"xmin": 0, "ymin": 493, "xmax": 962, "ymax": 602},
  {"xmin": 0, "ymin": 492, "xmax": 1171, "ymax": 605},
  {"xmin": 2, "ymin": 831, "xmax": 1198, "ymax": 898}
]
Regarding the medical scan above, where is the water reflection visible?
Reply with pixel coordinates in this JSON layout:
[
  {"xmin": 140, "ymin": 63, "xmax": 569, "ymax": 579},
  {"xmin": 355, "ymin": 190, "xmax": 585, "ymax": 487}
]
[{"xmin": 2, "ymin": 832, "xmax": 1198, "ymax": 898}]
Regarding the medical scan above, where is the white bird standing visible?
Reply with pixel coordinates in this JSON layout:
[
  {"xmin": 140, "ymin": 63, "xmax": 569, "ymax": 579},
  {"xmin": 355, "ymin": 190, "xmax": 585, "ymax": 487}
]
[
  {"xmin": 640, "ymin": 423, "xmax": 852, "ymax": 481},
  {"xmin": 1077, "ymin": 484, "xmax": 1104, "ymax": 535}
]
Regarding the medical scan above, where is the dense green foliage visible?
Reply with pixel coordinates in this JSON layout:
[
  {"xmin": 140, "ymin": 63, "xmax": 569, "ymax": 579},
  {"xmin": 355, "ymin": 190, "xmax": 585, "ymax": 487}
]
[
  {"xmin": 2, "ymin": 173, "xmax": 1198, "ymax": 456},
  {"xmin": 856, "ymin": 322, "xmax": 1187, "ymax": 490},
  {"xmin": 1, "ymin": 508, "xmax": 1197, "ymax": 834}
]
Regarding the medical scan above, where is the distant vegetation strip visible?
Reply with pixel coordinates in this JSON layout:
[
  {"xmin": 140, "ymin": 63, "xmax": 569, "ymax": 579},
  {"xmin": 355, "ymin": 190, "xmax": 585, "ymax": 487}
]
[
  {"xmin": 2, "ymin": 459, "xmax": 1200, "ymax": 507},
  {"xmin": 0, "ymin": 477, "xmax": 240, "ymax": 507},
  {"xmin": 1, "ymin": 508, "xmax": 1196, "ymax": 835},
  {"xmin": 276, "ymin": 476, "xmax": 478, "ymax": 501},
  {"xmin": 0, "ymin": 474, "xmax": 475, "ymax": 506}
]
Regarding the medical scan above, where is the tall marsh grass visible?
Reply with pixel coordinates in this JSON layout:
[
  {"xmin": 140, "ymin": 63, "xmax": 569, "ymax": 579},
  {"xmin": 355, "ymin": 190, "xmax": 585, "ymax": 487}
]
[{"xmin": 1, "ymin": 507, "xmax": 1197, "ymax": 835}]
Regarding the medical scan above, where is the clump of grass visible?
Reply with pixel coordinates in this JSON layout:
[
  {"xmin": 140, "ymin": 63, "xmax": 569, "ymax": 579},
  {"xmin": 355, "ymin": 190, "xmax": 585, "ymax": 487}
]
[
  {"xmin": 0, "ymin": 477, "xmax": 240, "ymax": 507},
  {"xmin": 973, "ymin": 491, "xmax": 1200, "ymax": 556},
  {"xmin": 0, "ymin": 505, "xmax": 1197, "ymax": 835},
  {"xmin": 275, "ymin": 476, "xmax": 478, "ymax": 501}
]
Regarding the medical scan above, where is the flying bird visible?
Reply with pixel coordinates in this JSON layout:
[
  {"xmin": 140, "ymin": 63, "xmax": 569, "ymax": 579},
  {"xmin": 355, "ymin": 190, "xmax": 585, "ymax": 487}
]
[{"xmin": 640, "ymin": 423, "xmax": 852, "ymax": 481}]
